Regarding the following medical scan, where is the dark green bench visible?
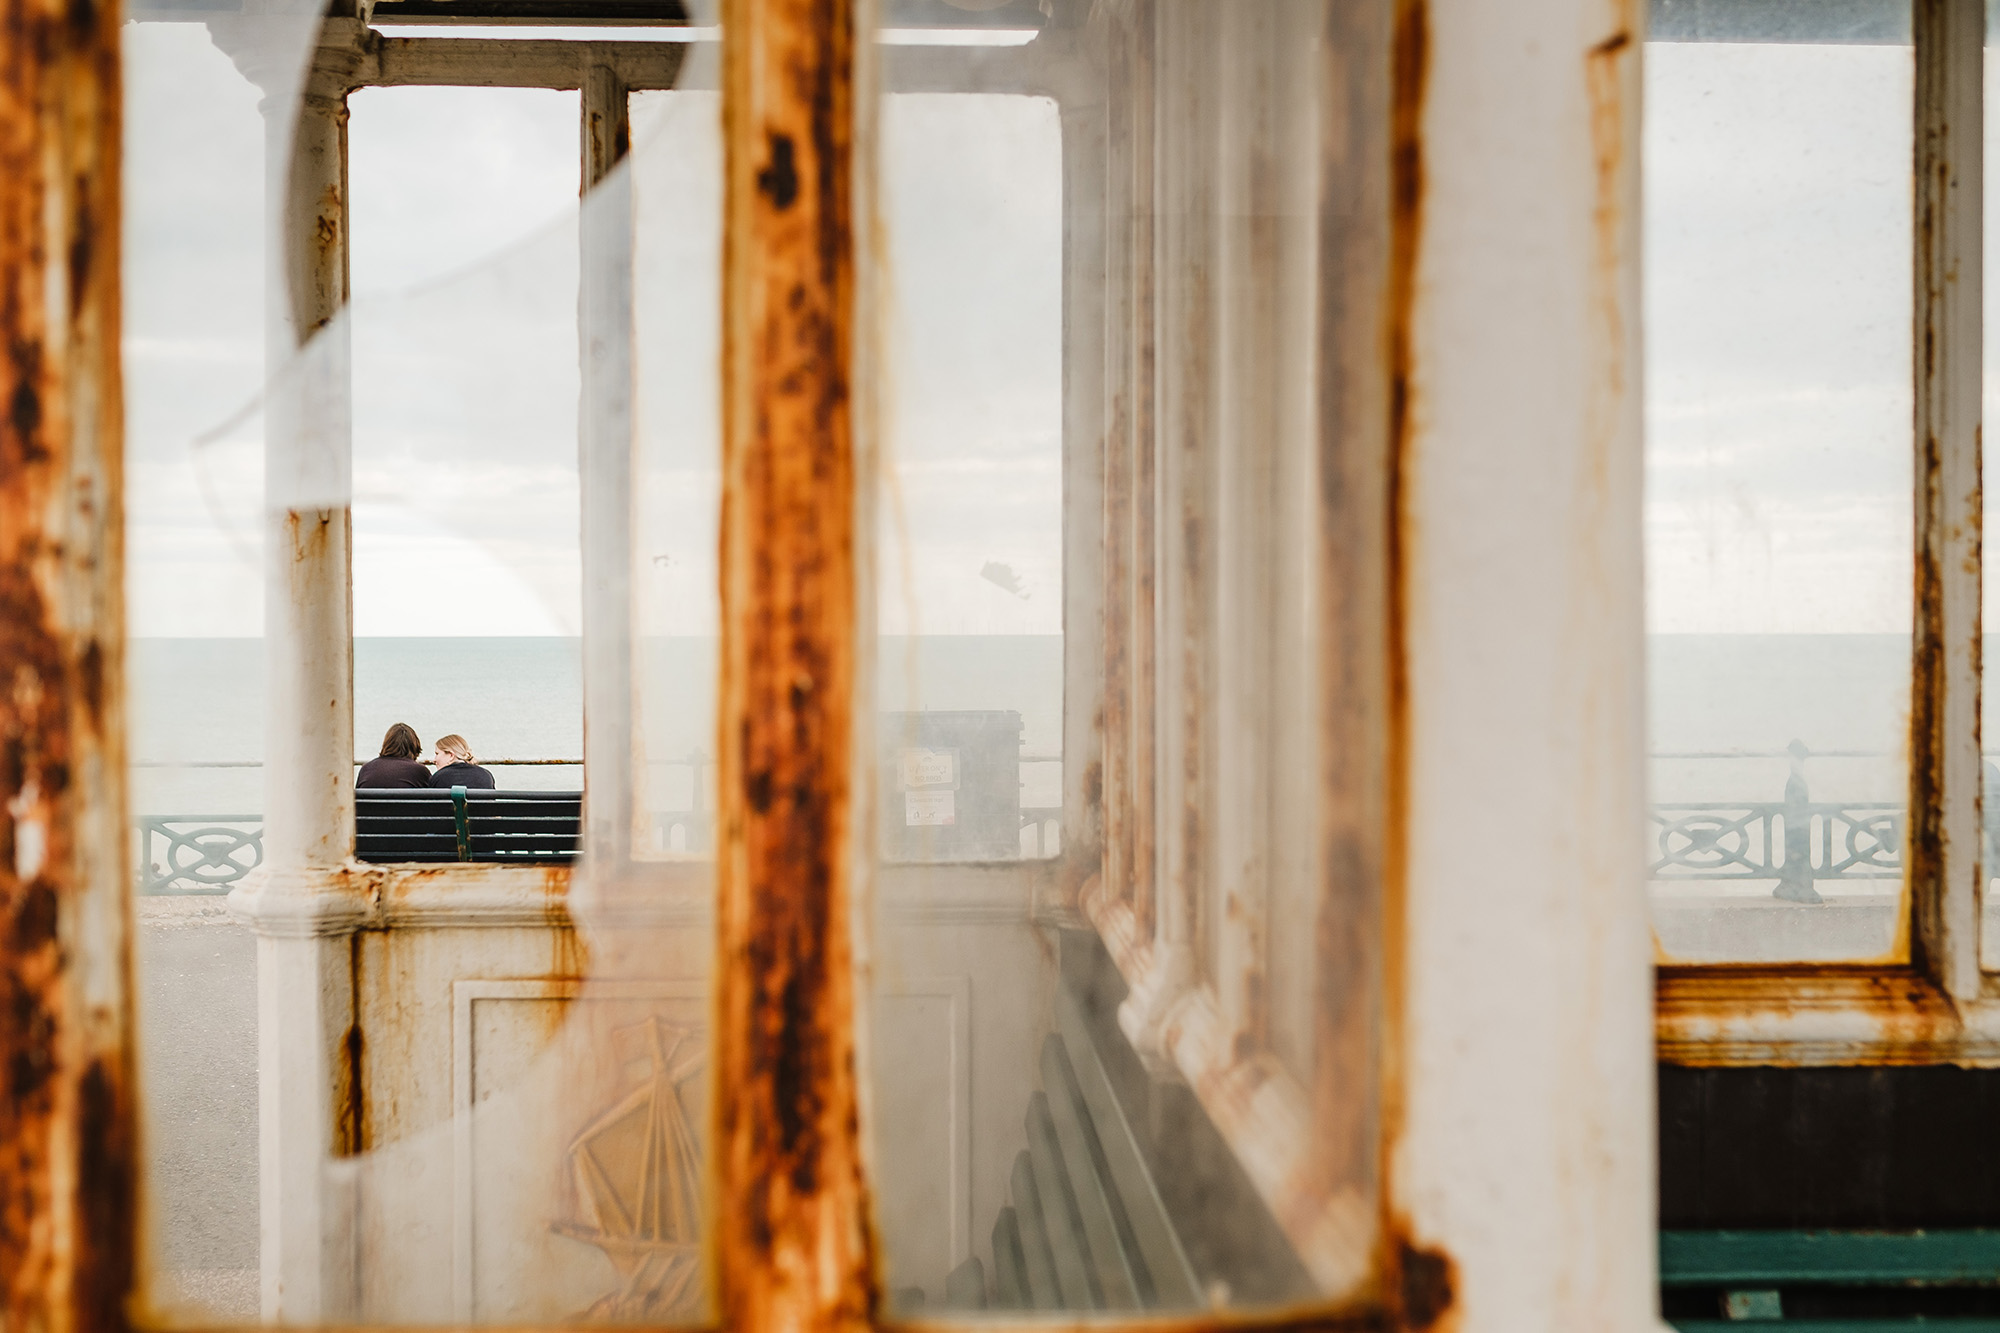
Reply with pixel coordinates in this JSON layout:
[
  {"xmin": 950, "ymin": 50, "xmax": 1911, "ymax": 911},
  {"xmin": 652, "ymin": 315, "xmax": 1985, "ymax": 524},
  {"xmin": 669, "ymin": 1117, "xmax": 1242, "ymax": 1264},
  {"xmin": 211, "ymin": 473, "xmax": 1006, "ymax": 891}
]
[
  {"xmin": 1662, "ymin": 1230, "xmax": 2000, "ymax": 1329},
  {"xmin": 354, "ymin": 787, "xmax": 580, "ymax": 864}
]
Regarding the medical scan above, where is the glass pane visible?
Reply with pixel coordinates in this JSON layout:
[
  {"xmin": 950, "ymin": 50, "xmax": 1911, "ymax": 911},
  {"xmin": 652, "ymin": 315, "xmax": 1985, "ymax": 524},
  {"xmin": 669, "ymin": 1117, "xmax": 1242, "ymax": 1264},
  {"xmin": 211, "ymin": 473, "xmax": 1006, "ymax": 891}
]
[
  {"xmin": 1644, "ymin": 9, "xmax": 1915, "ymax": 964},
  {"xmin": 866, "ymin": 2, "xmax": 1385, "ymax": 1314},
  {"xmin": 875, "ymin": 89, "xmax": 1064, "ymax": 865},
  {"xmin": 349, "ymin": 85, "xmax": 585, "ymax": 793},
  {"xmin": 630, "ymin": 85, "xmax": 722, "ymax": 861},
  {"xmin": 125, "ymin": 17, "xmax": 722, "ymax": 1325},
  {"xmin": 124, "ymin": 14, "xmax": 276, "ymax": 1320}
]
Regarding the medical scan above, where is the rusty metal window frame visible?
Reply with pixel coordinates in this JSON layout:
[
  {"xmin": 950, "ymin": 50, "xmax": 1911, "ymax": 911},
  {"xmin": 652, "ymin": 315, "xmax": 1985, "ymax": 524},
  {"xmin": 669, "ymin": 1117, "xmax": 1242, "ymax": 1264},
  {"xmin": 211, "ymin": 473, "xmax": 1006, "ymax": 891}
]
[
  {"xmin": 0, "ymin": 0, "xmax": 1429, "ymax": 1326},
  {"xmin": 1654, "ymin": 0, "xmax": 1999, "ymax": 1066}
]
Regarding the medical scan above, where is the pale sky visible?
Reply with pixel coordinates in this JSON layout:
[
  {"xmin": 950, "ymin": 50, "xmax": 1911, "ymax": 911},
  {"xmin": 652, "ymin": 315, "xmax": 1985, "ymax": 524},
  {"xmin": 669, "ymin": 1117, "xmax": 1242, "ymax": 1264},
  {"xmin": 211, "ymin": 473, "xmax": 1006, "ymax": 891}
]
[
  {"xmin": 122, "ymin": 22, "xmax": 1062, "ymax": 638},
  {"xmin": 131, "ymin": 27, "xmax": 1940, "ymax": 645},
  {"xmin": 1644, "ymin": 39, "xmax": 1915, "ymax": 636}
]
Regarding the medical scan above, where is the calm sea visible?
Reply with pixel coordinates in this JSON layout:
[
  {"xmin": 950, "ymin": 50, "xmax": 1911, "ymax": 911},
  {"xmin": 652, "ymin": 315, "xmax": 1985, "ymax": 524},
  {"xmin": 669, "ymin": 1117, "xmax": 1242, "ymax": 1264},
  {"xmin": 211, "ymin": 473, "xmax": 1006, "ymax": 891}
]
[
  {"xmin": 129, "ymin": 636, "xmax": 1066, "ymax": 816},
  {"xmin": 130, "ymin": 633, "xmax": 1974, "ymax": 816}
]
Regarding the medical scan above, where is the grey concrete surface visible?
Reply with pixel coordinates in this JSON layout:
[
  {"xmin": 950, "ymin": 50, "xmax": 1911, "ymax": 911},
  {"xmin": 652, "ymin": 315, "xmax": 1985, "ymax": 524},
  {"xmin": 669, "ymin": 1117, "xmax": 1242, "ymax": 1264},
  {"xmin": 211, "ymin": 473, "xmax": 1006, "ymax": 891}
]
[{"xmin": 134, "ymin": 897, "xmax": 257, "ymax": 1319}]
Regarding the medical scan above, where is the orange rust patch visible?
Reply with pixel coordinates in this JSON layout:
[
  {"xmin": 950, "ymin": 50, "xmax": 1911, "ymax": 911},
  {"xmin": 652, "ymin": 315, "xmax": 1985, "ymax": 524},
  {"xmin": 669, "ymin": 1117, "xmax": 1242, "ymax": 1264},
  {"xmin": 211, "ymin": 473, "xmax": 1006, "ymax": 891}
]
[
  {"xmin": 1656, "ymin": 966, "xmax": 1975, "ymax": 1065},
  {"xmin": 0, "ymin": 0, "xmax": 133, "ymax": 1320},
  {"xmin": 1372, "ymin": 0, "xmax": 1425, "ymax": 1287},
  {"xmin": 1395, "ymin": 1238, "xmax": 1456, "ymax": 1331},
  {"xmin": 713, "ymin": 2, "xmax": 876, "ymax": 1330}
]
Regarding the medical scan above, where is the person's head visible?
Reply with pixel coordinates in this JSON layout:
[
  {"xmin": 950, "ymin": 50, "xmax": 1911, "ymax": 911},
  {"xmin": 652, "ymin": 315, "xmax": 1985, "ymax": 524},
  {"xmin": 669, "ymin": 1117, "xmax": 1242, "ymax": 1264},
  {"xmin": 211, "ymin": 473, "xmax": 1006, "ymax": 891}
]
[
  {"xmin": 433, "ymin": 734, "xmax": 473, "ymax": 765},
  {"xmin": 379, "ymin": 723, "xmax": 422, "ymax": 761}
]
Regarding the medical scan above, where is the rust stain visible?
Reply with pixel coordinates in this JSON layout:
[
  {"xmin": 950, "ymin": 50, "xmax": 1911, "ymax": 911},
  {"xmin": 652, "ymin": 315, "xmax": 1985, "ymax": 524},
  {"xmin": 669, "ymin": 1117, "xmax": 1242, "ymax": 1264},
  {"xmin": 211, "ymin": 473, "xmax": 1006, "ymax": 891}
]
[
  {"xmin": 1100, "ymin": 2, "xmax": 1136, "ymax": 932},
  {"xmin": 1394, "ymin": 1239, "xmax": 1456, "ymax": 1332},
  {"xmin": 1910, "ymin": 417, "xmax": 1947, "ymax": 979},
  {"xmin": 1375, "ymin": 0, "xmax": 1425, "ymax": 1178},
  {"xmin": 894, "ymin": 1307, "xmax": 1388, "ymax": 1333},
  {"xmin": 1372, "ymin": 1, "xmax": 1458, "ymax": 1328},
  {"xmin": 1656, "ymin": 965, "xmax": 1975, "ymax": 1066},
  {"xmin": 713, "ymin": 2, "xmax": 875, "ymax": 1331},
  {"xmin": 1584, "ymin": 24, "xmax": 1630, "ymax": 409},
  {"xmin": 0, "ymin": 0, "xmax": 134, "ymax": 1320},
  {"xmin": 335, "ymin": 935, "xmax": 365, "ymax": 1158}
]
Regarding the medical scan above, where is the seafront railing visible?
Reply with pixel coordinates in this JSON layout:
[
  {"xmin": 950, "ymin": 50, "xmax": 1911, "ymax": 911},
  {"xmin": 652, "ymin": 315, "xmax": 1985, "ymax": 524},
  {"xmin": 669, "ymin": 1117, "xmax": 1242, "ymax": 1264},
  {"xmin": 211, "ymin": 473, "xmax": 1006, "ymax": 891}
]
[
  {"xmin": 135, "ymin": 751, "xmax": 1067, "ymax": 893},
  {"xmin": 151, "ymin": 741, "xmax": 1947, "ymax": 899}
]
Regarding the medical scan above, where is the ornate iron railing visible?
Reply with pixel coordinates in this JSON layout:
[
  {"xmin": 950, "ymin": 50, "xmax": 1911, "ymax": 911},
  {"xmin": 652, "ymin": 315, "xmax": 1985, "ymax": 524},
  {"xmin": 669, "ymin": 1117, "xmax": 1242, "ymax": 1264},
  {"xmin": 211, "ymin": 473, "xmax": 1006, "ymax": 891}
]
[
  {"xmin": 136, "ymin": 817, "xmax": 263, "ymax": 896},
  {"xmin": 1649, "ymin": 802, "xmax": 1903, "ymax": 903},
  {"xmin": 147, "ymin": 745, "xmax": 1944, "ymax": 902},
  {"xmin": 1648, "ymin": 740, "xmax": 2000, "ymax": 903},
  {"xmin": 135, "ymin": 749, "xmax": 1073, "ymax": 892}
]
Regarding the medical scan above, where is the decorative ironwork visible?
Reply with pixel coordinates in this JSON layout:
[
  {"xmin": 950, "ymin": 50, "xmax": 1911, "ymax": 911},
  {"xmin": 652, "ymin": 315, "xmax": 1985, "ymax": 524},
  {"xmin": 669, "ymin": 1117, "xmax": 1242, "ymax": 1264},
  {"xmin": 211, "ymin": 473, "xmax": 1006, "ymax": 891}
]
[
  {"xmin": 135, "ymin": 817, "xmax": 262, "ymax": 896},
  {"xmin": 1649, "ymin": 739, "xmax": 1921, "ymax": 904},
  {"xmin": 1649, "ymin": 803, "xmax": 1902, "ymax": 880}
]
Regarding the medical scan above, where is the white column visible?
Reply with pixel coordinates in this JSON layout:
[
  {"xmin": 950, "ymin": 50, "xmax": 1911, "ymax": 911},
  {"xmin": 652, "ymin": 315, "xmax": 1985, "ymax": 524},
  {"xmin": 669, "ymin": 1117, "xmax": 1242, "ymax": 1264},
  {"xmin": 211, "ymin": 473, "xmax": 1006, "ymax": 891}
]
[
  {"xmin": 1397, "ymin": 1, "xmax": 1654, "ymax": 1328},
  {"xmin": 224, "ymin": 26, "xmax": 368, "ymax": 1321},
  {"xmin": 1118, "ymin": 0, "xmax": 1208, "ymax": 1067},
  {"xmin": 578, "ymin": 57, "xmax": 636, "ymax": 872},
  {"xmin": 264, "ymin": 68, "xmax": 355, "ymax": 891},
  {"xmin": 1058, "ymin": 92, "xmax": 1106, "ymax": 886}
]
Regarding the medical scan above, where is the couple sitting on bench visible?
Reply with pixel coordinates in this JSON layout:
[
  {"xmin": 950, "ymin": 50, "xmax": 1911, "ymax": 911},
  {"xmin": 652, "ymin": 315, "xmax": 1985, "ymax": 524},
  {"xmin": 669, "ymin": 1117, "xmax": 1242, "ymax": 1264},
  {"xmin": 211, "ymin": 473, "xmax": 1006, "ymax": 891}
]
[{"xmin": 356, "ymin": 723, "xmax": 496, "ymax": 790}]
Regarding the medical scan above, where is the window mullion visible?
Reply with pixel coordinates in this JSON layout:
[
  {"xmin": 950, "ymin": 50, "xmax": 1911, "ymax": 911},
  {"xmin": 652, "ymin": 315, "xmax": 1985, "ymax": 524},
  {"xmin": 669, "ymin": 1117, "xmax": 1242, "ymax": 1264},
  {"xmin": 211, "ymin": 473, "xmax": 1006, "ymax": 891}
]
[{"xmin": 1911, "ymin": 0, "xmax": 1983, "ymax": 998}]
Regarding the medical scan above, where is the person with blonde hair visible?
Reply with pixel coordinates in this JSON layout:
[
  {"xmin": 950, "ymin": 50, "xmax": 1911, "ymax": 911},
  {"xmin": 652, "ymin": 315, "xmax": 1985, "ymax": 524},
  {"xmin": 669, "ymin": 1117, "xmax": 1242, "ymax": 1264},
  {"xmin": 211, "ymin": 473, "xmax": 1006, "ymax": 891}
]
[{"xmin": 429, "ymin": 734, "xmax": 496, "ymax": 790}]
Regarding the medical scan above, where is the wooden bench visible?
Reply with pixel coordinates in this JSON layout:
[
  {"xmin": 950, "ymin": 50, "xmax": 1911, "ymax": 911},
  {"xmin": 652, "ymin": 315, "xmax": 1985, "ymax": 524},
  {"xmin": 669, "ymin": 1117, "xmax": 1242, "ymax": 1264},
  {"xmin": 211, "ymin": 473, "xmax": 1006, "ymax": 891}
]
[
  {"xmin": 1661, "ymin": 1230, "xmax": 2000, "ymax": 1329},
  {"xmin": 354, "ymin": 788, "xmax": 581, "ymax": 865}
]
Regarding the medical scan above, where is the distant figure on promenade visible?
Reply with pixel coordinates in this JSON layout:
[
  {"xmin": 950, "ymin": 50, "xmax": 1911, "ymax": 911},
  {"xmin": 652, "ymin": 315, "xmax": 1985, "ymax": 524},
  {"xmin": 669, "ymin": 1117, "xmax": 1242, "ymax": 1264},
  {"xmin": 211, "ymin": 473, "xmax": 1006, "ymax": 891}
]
[
  {"xmin": 357, "ymin": 723, "xmax": 431, "ymax": 788},
  {"xmin": 430, "ymin": 734, "xmax": 497, "ymax": 790}
]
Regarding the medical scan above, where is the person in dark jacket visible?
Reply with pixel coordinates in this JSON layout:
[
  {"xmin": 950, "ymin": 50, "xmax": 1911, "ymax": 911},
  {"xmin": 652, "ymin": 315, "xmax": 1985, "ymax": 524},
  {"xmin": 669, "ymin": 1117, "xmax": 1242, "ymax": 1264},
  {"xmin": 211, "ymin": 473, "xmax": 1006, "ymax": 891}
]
[
  {"xmin": 429, "ymin": 734, "xmax": 496, "ymax": 789},
  {"xmin": 357, "ymin": 722, "xmax": 432, "ymax": 788}
]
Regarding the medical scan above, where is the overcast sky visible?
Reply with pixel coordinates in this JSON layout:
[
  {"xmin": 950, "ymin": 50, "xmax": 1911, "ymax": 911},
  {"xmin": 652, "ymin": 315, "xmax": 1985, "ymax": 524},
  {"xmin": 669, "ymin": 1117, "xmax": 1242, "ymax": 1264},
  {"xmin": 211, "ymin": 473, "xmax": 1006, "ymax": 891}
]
[
  {"xmin": 122, "ymin": 22, "xmax": 1061, "ymax": 639},
  {"xmin": 1644, "ymin": 39, "xmax": 1916, "ymax": 637},
  {"xmin": 128, "ymin": 26, "xmax": 1953, "ymax": 646}
]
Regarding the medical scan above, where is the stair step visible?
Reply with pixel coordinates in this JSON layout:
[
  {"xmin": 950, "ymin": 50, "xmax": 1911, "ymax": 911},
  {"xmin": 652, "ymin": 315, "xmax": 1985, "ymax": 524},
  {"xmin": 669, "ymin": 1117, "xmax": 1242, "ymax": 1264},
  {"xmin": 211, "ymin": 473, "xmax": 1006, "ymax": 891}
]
[
  {"xmin": 992, "ymin": 1206, "xmax": 1029, "ymax": 1309},
  {"xmin": 1010, "ymin": 1149, "xmax": 1064, "ymax": 1309},
  {"xmin": 1027, "ymin": 1089, "xmax": 1099, "ymax": 1306},
  {"xmin": 945, "ymin": 1255, "xmax": 987, "ymax": 1309},
  {"xmin": 1054, "ymin": 986, "xmax": 1201, "ymax": 1307},
  {"xmin": 1040, "ymin": 1033, "xmax": 1142, "ymax": 1309}
]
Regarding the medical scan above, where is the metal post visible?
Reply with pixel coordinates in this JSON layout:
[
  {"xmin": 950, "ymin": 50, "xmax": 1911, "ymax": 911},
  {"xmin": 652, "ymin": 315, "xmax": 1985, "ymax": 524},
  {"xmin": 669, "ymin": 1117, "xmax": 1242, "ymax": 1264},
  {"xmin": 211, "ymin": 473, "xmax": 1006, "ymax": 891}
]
[
  {"xmin": 263, "ymin": 60, "xmax": 356, "ymax": 893},
  {"xmin": 241, "ymin": 28, "xmax": 367, "ymax": 1321},
  {"xmin": 713, "ymin": 0, "xmax": 876, "ymax": 1327},
  {"xmin": 0, "ymin": 0, "xmax": 136, "ymax": 1322},
  {"xmin": 1777, "ymin": 740, "xmax": 1821, "ymax": 904}
]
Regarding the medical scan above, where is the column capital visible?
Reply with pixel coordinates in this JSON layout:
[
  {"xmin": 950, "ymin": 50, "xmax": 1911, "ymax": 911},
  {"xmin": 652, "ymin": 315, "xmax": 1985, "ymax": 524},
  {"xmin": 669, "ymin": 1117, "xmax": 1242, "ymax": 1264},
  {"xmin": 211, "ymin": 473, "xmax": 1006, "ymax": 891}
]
[{"xmin": 229, "ymin": 869, "xmax": 374, "ymax": 938}]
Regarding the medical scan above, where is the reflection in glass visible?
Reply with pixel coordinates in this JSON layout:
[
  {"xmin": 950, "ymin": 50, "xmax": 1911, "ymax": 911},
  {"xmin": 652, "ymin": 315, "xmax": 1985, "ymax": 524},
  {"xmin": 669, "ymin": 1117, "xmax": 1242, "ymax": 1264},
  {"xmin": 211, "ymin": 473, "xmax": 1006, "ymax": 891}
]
[
  {"xmin": 875, "ymin": 91, "xmax": 1064, "ymax": 868},
  {"xmin": 867, "ymin": 3, "xmax": 1382, "ymax": 1313},
  {"xmin": 124, "ymin": 16, "xmax": 272, "ymax": 1321},
  {"xmin": 126, "ymin": 17, "xmax": 720, "ymax": 1325},
  {"xmin": 1644, "ymin": 16, "xmax": 1914, "ymax": 963}
]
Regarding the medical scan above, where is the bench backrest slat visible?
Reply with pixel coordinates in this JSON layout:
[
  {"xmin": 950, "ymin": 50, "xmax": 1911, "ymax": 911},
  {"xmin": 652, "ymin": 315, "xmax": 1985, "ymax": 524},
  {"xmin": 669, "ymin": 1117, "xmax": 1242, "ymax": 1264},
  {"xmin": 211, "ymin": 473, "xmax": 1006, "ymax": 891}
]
[
  {"xmin": 1660, "ymin": 1229, "xmax": 2000, "ymax": 1287},
  {"xmin": 354, "ymin": 788, "xmax": 582, "ymax": 865}
]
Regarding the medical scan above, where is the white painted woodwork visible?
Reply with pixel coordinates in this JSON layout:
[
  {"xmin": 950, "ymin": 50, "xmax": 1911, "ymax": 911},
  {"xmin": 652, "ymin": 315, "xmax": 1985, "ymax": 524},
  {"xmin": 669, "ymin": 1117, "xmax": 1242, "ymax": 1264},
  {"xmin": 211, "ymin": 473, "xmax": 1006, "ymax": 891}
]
[{"xmin": 1396, "ymin": 2, "xmax": 1655, "ymax": 1328}]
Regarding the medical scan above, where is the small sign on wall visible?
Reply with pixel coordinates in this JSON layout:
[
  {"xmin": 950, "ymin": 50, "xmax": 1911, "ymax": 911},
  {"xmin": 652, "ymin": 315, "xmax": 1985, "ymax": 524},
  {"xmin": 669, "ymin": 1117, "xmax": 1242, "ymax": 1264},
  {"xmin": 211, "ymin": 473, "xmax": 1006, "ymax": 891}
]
[
  {"xmin": 905, "ymin": 789, "xmax": 957, "ymax": 826},
  {"xmin": 877, "ymin": 713, "xmax": 1022, "ymax": 861},
  {"xmin": 900, "ymin": 747, "xmax": 959, "ymax": 826},
  {"xmin": 900, "ymin": 747, "xmax": 958, "ymax": 791}
]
